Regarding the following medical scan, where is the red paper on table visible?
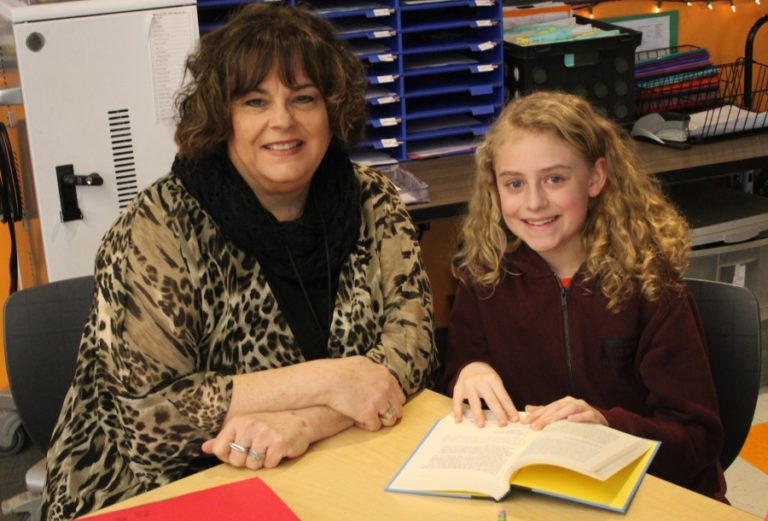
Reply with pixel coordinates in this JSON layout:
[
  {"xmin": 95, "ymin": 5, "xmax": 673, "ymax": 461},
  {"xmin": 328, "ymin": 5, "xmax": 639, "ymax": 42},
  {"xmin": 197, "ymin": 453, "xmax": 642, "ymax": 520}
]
[{"xmin": 77, "ymin": 476, "xmax": 301, "ymax": 520}]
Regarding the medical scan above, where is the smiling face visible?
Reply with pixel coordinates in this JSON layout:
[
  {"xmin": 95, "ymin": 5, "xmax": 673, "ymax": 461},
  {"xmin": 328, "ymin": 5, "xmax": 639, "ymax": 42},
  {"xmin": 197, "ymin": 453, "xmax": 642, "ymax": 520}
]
[
  {"xmin": 227, "ymin": 68, "xmax": 332, "ymax": 220},
  {"xmin": 494, "ymin": 131, "xmax": 607, "ymax": 277}
]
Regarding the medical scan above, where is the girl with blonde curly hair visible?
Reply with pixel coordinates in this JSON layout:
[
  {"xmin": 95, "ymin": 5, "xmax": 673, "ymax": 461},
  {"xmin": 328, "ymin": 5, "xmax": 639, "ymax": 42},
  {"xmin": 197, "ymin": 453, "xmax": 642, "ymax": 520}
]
[{"xmin": 443, "ymin": 91, "xmax": 726, "ymax": 501}]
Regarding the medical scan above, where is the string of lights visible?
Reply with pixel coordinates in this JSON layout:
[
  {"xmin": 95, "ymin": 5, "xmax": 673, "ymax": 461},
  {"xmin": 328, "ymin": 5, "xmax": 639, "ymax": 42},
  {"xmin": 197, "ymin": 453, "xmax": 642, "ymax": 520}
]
[{"xmin": 563, "ymin": 0, "xmax": 764, "ymax": 17}]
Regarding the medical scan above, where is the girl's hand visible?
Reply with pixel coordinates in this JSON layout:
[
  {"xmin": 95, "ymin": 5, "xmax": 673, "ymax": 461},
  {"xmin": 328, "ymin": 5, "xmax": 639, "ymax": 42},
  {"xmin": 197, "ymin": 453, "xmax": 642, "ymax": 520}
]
[
  {"xmin": 521, "ymin": 396, "xmax": 608, "ymax": 430},
  {"xmin": 202, "ymin": 411, "xmax": 312, "ymax": 470},
  {"xmin": 452, "ymin": 362, "xmax": 518, "ymax": 427}
]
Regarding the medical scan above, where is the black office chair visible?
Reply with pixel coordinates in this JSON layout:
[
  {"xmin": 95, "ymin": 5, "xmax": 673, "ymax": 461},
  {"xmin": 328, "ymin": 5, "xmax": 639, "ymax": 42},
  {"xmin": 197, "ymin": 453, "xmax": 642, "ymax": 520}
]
[
  {"xmin": 1, "ymin": 275, "xmax": 94, "ymax": 521},
  {"xmin": 686, "ymin": 278, "xmax": 762, "ymax": 471}
]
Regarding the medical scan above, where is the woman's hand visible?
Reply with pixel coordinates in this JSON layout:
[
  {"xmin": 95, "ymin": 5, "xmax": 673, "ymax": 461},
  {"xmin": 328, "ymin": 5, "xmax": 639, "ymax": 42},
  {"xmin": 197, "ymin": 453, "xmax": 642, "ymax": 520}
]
[
  {"xmin": 323, "ymin": 356, "xmax": 406, "ymax": 431},
  {"xmin": 521, "ymin": 396, "xmax": 608, "ymax": 430},
  {"xmin": 226, "ymin": 356, "xmax": 404, "ymax": 431},
  {"xmin": 202, "ymin": 411, "xmax": 312, "ymax": 470},
  {"xmin": 452, "ymin": 362, "xmax": 518, "ymax": 427}
]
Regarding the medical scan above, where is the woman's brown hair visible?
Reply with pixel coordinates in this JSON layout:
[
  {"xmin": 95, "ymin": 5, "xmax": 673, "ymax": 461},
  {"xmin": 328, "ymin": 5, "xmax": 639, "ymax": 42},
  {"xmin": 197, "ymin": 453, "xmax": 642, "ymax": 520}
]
[{"xmin": 174, "ymin": 4, "xmax": 367, "ymax": 158}]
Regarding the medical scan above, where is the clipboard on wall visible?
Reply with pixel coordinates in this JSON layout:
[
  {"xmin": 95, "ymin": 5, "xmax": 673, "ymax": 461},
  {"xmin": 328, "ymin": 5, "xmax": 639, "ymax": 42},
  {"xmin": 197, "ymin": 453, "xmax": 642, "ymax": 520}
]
[{"xmin": 603, "ymin": 11, "xmax": 679, "ymax": 53}]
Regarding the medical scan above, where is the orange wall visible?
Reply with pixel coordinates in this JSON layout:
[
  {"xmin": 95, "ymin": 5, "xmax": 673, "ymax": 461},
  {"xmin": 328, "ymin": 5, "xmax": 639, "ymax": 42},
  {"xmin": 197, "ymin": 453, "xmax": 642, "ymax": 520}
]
[
  {"xmin": 585, "ymin": 1, "xmax": 768, "ymax": 65},
  {"xmin": 1, "ymin": 1, "xmax": 767, "ymax": 388}
]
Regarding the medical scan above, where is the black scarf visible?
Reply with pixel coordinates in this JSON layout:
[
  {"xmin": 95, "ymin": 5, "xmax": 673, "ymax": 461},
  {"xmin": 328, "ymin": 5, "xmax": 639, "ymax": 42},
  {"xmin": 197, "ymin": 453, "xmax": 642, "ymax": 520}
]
[{"xmin": 173, "ymin": 141, "xmax": 361, "ymax": 358}]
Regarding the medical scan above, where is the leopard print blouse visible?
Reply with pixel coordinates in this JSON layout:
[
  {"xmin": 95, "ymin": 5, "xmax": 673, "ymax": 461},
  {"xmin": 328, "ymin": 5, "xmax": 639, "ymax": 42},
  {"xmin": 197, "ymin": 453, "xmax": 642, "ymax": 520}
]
[{"xmin": 42, "ymin": 164, "xmax": 437, "ymax": 520}]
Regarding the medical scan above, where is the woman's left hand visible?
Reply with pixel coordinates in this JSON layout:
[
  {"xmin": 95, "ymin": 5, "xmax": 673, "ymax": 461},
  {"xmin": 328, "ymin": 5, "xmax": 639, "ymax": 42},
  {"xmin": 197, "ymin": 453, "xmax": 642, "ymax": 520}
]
[
  {"xmin": 520, "ymin": 396, "xmax": 608, "ymax": 430},
  {"xmin": 202, "ymin": 410, "xmax": 312, "ymax": 469}
]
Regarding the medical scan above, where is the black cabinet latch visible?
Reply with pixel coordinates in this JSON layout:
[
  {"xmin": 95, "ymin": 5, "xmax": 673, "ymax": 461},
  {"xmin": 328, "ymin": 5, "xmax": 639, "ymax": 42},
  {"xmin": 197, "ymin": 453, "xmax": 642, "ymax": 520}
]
[{"xmin": 56, "ymin": 164, "xmax": 104, "ymax": 222}]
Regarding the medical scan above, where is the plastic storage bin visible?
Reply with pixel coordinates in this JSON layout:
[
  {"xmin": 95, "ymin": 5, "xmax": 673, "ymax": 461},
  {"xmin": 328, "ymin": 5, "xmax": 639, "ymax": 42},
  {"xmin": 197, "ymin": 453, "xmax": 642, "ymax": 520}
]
[
  {"xmin": 379, "ymin": 164, "xmax": 430, "ymax": 204},
  {"xmin": 687, "ymin": 238, "xmax": 768, "ymax": 311},
  {"xmin": 503, "ymin": 16, "xmax": 641, "ymax": 125}
]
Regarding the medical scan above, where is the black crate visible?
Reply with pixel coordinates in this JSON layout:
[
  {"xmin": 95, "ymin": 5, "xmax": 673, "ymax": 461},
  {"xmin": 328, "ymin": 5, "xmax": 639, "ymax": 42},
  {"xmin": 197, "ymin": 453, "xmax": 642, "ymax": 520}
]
[{"xmin": 504, "ymin": 16, "xmax": 642, "ymax": 125}]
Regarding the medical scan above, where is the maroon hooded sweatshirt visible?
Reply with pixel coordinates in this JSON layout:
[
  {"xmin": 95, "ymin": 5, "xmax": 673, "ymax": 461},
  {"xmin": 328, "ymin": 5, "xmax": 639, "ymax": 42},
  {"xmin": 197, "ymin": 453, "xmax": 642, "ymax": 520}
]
[{"xmin": 443, "ymin": 244, "xmax": 726, "ymax": 501}]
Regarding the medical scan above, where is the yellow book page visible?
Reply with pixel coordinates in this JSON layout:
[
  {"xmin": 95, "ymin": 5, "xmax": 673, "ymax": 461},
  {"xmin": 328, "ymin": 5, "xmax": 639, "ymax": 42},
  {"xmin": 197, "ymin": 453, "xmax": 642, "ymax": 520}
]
[{"xmin": 509, "ymin": 439, "xmax": 659, "ymax": 511}]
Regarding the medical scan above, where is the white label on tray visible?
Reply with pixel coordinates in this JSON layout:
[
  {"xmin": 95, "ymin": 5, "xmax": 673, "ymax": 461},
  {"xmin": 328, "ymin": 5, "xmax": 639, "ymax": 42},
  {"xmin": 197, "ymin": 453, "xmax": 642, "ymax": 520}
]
[{"xmin": 733, "ymin": 263, "xmax": 747, "ymax": 288}]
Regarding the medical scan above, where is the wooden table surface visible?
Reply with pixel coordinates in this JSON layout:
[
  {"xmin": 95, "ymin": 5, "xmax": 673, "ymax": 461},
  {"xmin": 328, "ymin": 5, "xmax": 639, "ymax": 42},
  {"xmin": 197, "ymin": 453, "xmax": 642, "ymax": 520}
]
[{"xmin": 88, "ymin": 389, "xmax": 760, "ymax": 521}]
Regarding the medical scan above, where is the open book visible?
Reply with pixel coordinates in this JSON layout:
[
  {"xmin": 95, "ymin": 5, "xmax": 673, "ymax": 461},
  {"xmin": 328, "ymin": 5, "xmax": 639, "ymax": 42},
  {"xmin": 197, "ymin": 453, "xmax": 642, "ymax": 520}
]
[{"xmin": 386, "ymin": 411, "xmax": 660, "ymax": 513}]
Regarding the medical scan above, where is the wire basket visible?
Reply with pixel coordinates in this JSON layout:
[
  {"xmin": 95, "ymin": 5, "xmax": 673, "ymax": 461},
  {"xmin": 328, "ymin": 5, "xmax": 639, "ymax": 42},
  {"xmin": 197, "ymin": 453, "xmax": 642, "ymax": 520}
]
[
  {"xmin": 634, "ymin": 16, "xmax": 768, "ymax": 142},
  {"xmin": 635, "ymin": 48, "xmax": 768, "ymax": 142}
]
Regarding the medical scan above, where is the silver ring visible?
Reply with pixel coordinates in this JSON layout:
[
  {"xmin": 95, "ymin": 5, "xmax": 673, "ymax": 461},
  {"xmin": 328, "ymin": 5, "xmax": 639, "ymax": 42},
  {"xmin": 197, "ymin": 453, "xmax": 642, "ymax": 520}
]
[
  {"xmin": 379, "ymin": 403, "xmax": 396, "ymax": 422},
  {"xmin": 229, "ymin": 442, "xmax": 247, "ymax": 454},
  {"xmin": 248, "ymin": 449, "xmax": 265, "ymax": 461}
]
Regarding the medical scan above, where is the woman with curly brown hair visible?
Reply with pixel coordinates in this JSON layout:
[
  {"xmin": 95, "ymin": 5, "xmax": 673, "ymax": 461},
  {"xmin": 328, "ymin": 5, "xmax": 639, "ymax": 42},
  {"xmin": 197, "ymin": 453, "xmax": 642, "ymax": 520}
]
[
  {"xmin": 443, "ymin": 91, "xmax": 725, "ymax": 501},
  {"xmin": 43, "ymin": 4, "xmax": 436, "ymax": 519}
]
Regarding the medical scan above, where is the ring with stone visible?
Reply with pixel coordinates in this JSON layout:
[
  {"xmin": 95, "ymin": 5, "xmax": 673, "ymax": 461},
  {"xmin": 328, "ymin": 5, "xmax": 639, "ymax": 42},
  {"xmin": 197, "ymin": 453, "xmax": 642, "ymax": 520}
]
[{"xmin": 379, "ymin": 403, "xmax": 396, "ymax": 422}]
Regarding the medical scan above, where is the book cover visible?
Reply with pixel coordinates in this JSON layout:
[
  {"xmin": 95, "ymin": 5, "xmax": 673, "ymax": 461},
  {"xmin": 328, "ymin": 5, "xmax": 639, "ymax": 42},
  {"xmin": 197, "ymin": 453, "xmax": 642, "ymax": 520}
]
[{"xmin": 386, "ymin": 412, "xmax": 659, "ymax": 513}]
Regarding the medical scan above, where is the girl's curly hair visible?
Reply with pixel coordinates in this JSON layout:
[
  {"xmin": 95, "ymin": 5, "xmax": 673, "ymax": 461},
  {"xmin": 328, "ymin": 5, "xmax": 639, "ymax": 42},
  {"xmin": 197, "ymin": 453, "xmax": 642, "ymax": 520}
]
[
  {"xmin": 174, "ymin": 3, "xmax": 367, "ymax": 158},
  {"xmin": 454, "ymin": 91, "xmax": 691, "ymax": 312}
]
